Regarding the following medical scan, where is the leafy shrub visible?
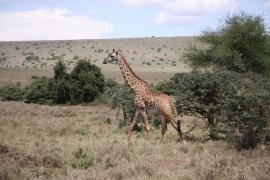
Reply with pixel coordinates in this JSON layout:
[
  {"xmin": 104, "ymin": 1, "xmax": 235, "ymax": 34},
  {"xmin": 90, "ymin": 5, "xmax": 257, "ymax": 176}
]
[
  {"xmin": 185, "ymin": 12, "xmax": 270, "ymax": 76},
  {"xmin": 47, "ymin": 78, "xmax": 73, "ymax": 104},
  {"xmin": 156, "ymin": 70, "xmax": 270, "ymax": 149},
  {"xmin": 0, "ymin": 85, "xmax": 24, "ymax": 101},
  {"xmin": 25, "ymin": 52, "xmax": 40, "ymax": 62},
  {"xmin": 71, "ymin": 60, "xmax": 105, "ymax": 103},
  {"xmin": 53, "ymin": 61, "xmax": 67, "ymax": 80},
  {"xmin": 22, "ymin": 60, "xmax": 105, "ymax": 105},
  {"xmin": 220, "ymin": 74, "xmax": 270, "ymax": 149},
  {"xmin": 104, "ymin": 82, "xmax": 135, "ymax": 127},
  {"xmin": 24, "ymin": 76, "xmax": 50, "ymax": 104}
]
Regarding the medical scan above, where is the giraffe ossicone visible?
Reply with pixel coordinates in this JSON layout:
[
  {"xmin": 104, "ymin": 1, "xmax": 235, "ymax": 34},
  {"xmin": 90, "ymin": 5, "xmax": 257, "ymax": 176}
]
[{"xmin": 103, "ymin": 49, "xmax": 186, "ymax": 143}]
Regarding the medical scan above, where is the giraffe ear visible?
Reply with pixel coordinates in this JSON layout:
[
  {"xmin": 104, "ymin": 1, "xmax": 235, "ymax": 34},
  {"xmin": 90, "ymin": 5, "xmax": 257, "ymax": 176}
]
[{"xmin": 112, "ymin": 49, "xmax": 115, "ymax": 52}]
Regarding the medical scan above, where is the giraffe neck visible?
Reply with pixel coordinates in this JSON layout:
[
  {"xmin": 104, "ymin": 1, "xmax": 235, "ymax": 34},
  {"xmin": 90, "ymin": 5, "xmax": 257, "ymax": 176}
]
[{"xmin": 118, "ymin": 55, "xmax": 147, "ymax": 91}]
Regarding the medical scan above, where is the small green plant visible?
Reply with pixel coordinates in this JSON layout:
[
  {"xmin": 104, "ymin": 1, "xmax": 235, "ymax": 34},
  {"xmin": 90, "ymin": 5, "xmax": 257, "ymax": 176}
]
[
  {"xmin": 73, "ymin": 55, "xmax": 80, "ymax": 60},
  {"xmin": 0, "ymin": 56, "xmax": 7, "ymax": 63},
  {"xmin": 25, "ymin": 52, "xmax": 40, "ymax": 62},
  {"xmin": 97, "ymin": 48, "xmax": 104, "ymax": 53},
  {"xmin": 72, "ymin": 148, "xmax": 93, "ymax": 169}
]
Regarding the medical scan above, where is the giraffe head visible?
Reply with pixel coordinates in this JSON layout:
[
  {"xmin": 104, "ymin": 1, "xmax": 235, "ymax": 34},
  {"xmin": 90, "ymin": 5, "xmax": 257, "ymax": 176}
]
[{"xmin": 103, "ymin": 49, "xmax": 121, "ymax": 64}]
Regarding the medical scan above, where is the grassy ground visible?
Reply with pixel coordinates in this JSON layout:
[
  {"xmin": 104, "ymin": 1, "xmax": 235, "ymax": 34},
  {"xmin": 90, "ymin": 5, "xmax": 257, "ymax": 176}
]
[{"xmin": 0, "ymin": 101, "xmax": 269, "ymax": 180}]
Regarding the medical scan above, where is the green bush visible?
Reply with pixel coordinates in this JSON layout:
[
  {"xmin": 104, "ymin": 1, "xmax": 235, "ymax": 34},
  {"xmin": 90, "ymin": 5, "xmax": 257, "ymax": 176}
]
[
  {"xmin": 156, "ymin": 70, "xmax": 270, "ymax": 149},
  {"xmin": 47, "ymin": 78, "xmax": 72, "ymax": 104},
  {"xmin": 220, "ymin": 74, "xmax": 270, "ymax": 149},
  {"xmin": 104, "ymin": 83, "xmax": 135, "ymax": 127},
  {"xmin": 71, "ymin": 60, "xmax": 105, "ymax": 103},
  {"xmin": 185, "ymin": 12, "xmax": 270, "ymax": 76},
  {"xmin": 24, "ymin": 76, "xmax": 50, "ymax": 104},
  {"xmin": 22, "ymin": 60, "xmax": 105, "ymax": 105},
  {"xmin": 0, "ymin": 85, "xmax": 24, "ymax": 101},
  {"xmin": 53, "ymin": 61, "xmax": 67, "ymax": 80}
]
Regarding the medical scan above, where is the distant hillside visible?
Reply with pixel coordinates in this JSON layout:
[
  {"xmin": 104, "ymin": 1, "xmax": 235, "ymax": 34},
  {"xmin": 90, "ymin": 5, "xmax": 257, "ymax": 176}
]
[{"xmin": 0, "ymin": 37, "xmax": 203, "ymax": 86}]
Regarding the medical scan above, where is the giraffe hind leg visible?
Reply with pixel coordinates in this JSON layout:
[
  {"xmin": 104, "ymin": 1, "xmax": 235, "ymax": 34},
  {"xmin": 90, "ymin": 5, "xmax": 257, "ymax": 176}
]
[
  {"xmin": 176, "ymin": 120, "xmax": 184, "ymax": 142},
  {"xmin": 167, "ymin": 117, "xmax": 185, "ymax": 143},
  {"xmin": 160, "ymin": 116, "xmax": 168, "ymax": 143}
]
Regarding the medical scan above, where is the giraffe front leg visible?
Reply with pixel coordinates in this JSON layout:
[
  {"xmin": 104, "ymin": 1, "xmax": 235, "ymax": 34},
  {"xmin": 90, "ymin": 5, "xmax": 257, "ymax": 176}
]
[
  {"xmin": 127, "ymin": 110, "xmax": 140, "ymax": 142},
  {"xmin": 140, "ymin": 110, "xmax": 150, "ymax": 141}
]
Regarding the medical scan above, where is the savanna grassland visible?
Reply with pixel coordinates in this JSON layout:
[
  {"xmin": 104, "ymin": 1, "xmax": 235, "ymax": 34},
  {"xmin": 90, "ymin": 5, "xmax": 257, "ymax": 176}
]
[
  {"xmin": 0, "ymin": 36, "xmax": 269, "ymax": 180},
  {"xmin": 1, "ymin": 101, "xmax": 269, "ymax": 180},
  {"xmin": 0, "ymin": 37, "xmax": 200, "ymax": 86}
]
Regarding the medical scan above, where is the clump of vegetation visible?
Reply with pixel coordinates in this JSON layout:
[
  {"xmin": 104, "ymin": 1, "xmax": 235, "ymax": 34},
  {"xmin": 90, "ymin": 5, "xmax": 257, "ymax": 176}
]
[
  {"xmin": 72, "ymin": 148, "xmax": 93, "ymax": 169},
  {"xmin": 161, "ymin": 12, "xmax": 270, "ymax": 149},
  {"xmin": 104, "ymin": 80, "xmax": 135, "ymax": 128},
  {"xmin": 157, "ymin": 70, "xmax": 270, "ymax": 149},
  {"xmin": 0, "ymin": 59, "xmax": 105, "ymax": 105},
  {"xmin": 25, "ymin": 52, "xmax": 40, "ymax": 62},
  {"xmin": 46, "ymin": 60, "xmax": 105, "ymax": 104},
  {"xmin": 0, "ymin": 56, "xmax": 7, "ymax": 63},
  {"xmin": 159, "ymin": 58, "xmax": 164, "ymax": 61},
  {"xmin": 73, "ymin": 55, "xmax": 80, "ymax": 60},
  {"xmin": 97, "ymin": 48, "xmax": 104, "ymax": 53},
  {"xmin": 185, "ymin": 12, "xmax": 270, "ymax": 76},
  {"xmin": 24, "ymin": 76, "xmax": 50, "ymax": 104},
  {"xmin": 47, "ymin": 53, "xmax": 64, "ymax": 61},
  {"xmin": 0, "ymin": 85, "xmax": 24, "ymax": 101},
  {"xmin": 70, "ymin": 60, "xmax": 105, "ymax": 103}
]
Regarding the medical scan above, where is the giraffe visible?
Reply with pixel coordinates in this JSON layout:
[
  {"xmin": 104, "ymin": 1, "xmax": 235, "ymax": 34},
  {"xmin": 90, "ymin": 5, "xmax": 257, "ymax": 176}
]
[{"xmin": 103, "ymin": 49, "xmax": 186, "ymax": 143}]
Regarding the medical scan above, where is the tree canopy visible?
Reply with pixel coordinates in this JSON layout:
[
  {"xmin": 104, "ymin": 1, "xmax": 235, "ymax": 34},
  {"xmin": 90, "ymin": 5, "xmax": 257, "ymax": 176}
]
[{"xmin": 185, "ymin": 12, "xmax": 270, "ymax": 76}]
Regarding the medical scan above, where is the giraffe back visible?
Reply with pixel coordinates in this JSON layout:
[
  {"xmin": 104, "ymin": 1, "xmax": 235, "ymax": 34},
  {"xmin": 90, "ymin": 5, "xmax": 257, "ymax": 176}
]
[{"xmin": 144, "ymin": 90, "xmax": 176, "ymax": 119}]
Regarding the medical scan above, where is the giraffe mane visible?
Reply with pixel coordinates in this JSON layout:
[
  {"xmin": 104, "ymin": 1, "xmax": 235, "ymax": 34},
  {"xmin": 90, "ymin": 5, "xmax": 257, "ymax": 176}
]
[{"xmin": 120, "ymin": 54, "xmax": 149, "ymax": 85}]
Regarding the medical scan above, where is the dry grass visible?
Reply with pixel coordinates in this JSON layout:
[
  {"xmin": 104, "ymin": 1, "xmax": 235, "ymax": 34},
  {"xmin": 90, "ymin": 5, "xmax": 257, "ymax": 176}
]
[{"xmin": 0, "ymin": 101, "xmax": 269, "ymax": 180}]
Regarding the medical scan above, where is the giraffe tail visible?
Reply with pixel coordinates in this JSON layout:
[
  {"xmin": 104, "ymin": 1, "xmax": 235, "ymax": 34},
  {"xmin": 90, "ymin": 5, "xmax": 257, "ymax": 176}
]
[
  {"xmin": 170, "ymin": 96, "xmax": 179, "ymax": 124},
  {"xmin": 170, "ymin": 96, "xmax": 178, "ymax": 117}
]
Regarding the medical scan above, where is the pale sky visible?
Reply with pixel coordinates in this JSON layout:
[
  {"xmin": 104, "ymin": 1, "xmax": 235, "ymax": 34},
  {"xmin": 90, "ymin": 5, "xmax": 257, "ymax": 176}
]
[{"xmin": 0, "ymin": 0, "xmax": 269, "ymax": 41}]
